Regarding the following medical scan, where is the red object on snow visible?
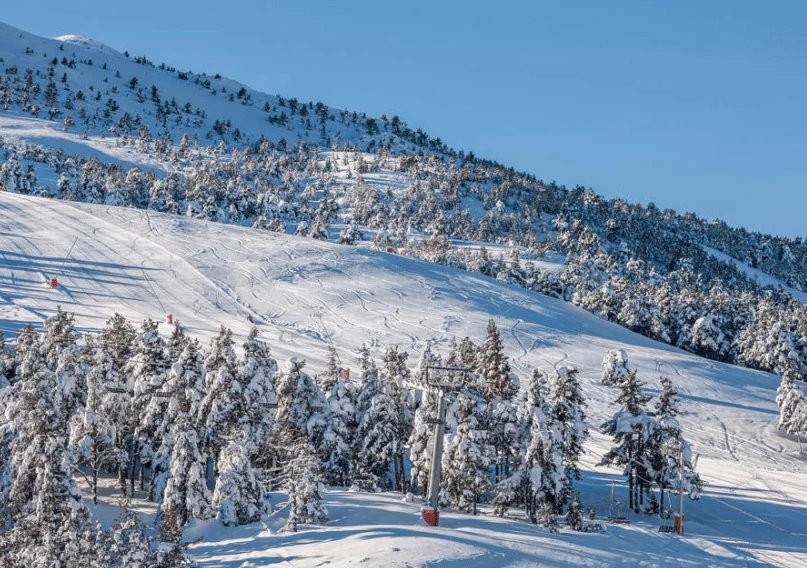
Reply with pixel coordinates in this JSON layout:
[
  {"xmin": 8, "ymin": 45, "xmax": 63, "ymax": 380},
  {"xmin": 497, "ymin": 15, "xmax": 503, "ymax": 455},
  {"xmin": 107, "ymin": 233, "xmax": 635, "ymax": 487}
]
[
  {"xmin": 165, "ymin": 313, "xmax": 173, "ymax": 325},
  {"xmin": 386, "ymin": 247, "xmax": 394, "ymax": 253},
  {"xmin": 674, "ymin": 514, "xmax": 684, "ymax": 536},
  {"xmin": 342, "ymin": 368, "xmax": 350, "ymax": 379},
  {"xmin": 421, "ymin": 508, "xmax": 440, "ymax": 527},
  {"xmin": 49, "ymin": 277, "xmax": 58, "ymax": 289}
]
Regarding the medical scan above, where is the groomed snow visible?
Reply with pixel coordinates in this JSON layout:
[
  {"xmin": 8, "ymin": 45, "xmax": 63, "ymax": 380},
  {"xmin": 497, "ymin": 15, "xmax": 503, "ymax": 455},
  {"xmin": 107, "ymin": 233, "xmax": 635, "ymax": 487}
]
[{"xmin": 1, "ymin": 192, "xmax": 806, "ymax": 566}]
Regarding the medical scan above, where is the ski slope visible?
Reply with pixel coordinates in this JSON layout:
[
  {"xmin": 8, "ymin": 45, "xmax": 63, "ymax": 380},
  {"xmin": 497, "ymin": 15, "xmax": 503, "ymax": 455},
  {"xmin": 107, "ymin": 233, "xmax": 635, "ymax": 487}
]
[{"xmin": 1, "ymin": 192, "xmax": 806, "ymax": 567}]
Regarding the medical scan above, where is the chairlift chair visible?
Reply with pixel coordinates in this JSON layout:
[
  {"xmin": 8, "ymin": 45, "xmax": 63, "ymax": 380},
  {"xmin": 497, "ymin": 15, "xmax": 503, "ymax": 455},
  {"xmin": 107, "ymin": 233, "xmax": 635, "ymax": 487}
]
[{"xmin": 607, "ymin": 481, "xmax": 630, "ymax": 524}]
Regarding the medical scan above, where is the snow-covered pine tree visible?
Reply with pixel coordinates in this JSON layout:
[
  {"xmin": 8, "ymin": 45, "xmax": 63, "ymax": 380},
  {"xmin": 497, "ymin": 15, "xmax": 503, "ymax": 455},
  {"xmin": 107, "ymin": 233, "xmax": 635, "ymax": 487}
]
[
  {"xmin": 212, "ymin": 432, "xmax": 266, "ymax": 526},
  {"xmin": 97, "ymin": 313, "xmax": 137, "ymax": 377},
  {"xmin": 150, "ymin": 339, "xmax": 205, "ymax": 504},
  {"xmin": 549, "ymin": 365, "xmax": 588, "ymax": 511},
  {"xmin": 477, "ymin": 319, "xmax": 518, "ymax": 402},
  {"xmin": 601, "ymin": 349, "xmax": 631, "ymax": 387},
  {"xmin": 440, "ymin": 393, "xmax": 489, "ymax": 513},
  {"xmin": 99, "ymin": 510, "xmax": 157, "ymax": 567},
  {"xmin": 125, "ymin": 318, "xmax": 170, "ymax": 494},
  {"xmin": 515, "ymin": 370, "xmax": 564, "ymax": 521},
  {"xmin": 159, "ymin": 416, "xmax": 212, "ymax": 539},
  {"xmin": 381, "ymin": 346, "xmax": 412, "ymax": 492},
  {"xmin": 318, "ymin": 344, "xmax": 343, "ymax": 393},
  {"xmin": 777, "ymin": 370, "xmax": 807, "ymax": 435},
  {"xmin": 239, "ymin": 327, "xmax": 278, "ymax": 454},
  {"xmin": 282, "ymin": 428, "xmax": 328, "ymax": 532},
  {"xmin": 353, "ymin": 356, "xmax": 399, "ymax": 491},
  {"xmin": 0, "ymin": 332, "xmax": 14, "ymax": 388},
  {"xmin": 40, "ymin": 305, "xmax": 79, "ymax": 369},
  {"xmin": 651, "ymin": 377, "xmax": 702, "ymax": 509},
  {"xmin": 6, "ymin": 335, "xmax": 83, "ymax": 521},
  {"xmin": 477, "ymin": 320, "xmax": 519, "ymax": 482},
  {"xmin": 68, "ymin": 373, "xmax": 127, "ymax": 504},
  {"xmin": 198, "ymin": 326, "xmax": 247, "ymax": 485},
  {"xmin": 598, "ymin": 363, "xmax": 655, "ymax": 514},
  {"xmin": 274, "ymin": 357, "xmax": 327, "ymax": 449},
  {"xmin": 321, "ymin": 371, "xmax": 358, "ymax": 486}
]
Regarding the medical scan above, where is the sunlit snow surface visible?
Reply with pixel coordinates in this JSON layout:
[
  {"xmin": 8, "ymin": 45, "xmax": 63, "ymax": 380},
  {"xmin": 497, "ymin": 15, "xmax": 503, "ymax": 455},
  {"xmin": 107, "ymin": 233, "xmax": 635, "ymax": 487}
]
[{"xmin": 2, "ymin": 192, "xmax": 807, "ymax": 567}]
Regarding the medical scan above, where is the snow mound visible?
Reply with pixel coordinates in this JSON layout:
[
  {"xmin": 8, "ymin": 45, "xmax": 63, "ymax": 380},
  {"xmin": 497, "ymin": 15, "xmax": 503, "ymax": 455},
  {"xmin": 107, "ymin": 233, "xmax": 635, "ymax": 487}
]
[{"xmin": 53, "ymin": 34, "xmax": 121, "ymax": 54}]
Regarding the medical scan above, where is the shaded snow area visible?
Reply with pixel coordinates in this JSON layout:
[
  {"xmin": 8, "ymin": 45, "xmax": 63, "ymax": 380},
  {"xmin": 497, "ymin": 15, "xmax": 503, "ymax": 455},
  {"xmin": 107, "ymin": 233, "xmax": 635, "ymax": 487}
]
[
  {"xmin": 701, "ymin": 245, "xmax": 807, "ymax": 304},
  {"xmin": 1, "ymin": 192, "xmax": 806, "ymax": 566},
  {"xmin": 0, "ymin": 113, "xmax": 171, "ymax": 174}
]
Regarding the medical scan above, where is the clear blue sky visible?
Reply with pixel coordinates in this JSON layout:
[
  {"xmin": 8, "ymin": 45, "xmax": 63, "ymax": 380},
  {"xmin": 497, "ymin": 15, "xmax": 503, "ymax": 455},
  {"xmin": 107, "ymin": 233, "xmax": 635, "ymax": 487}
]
[{"xmin": 4, "ymin": 1, "xmax": 806, "ymax": 238}]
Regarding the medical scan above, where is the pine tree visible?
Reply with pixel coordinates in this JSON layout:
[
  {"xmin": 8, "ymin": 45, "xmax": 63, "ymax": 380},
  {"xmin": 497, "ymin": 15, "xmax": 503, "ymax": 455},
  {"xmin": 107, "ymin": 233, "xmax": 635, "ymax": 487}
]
[
  {"xmin": 239, "ymin": 327, "xmax": 278, "ymax": 454},
  {"xmin": 151, "ymin": 339, "xmax": 205, "ymax": 504},
  {"xmin": 274, "ymin": 357, "xmax": 327, "ymax": 447},
  {"xmin": 651, "ymin": 377, "xmax": 703, "ymax": 509},
  {"xmin": 477, "ymin": 319, "xmax": 518, "ymax": 402},
  {"xmin": 7, "ymin": 339, "xmax": 84, "ymax": 525},
  {"xmin": 353, "ymin": 358, "xmax": 398, "ymax": 491},
  {"xmin": 212, "ymin": 434, "xmax": 266, "ymax": 526},
  {"xmin": 549, "ymin": 365, "xmax": 588, "ymax": 510},
  {"xmin": 198, "ymin": 326, "xmax": 246, "ymax": 482},
  {"xmin": 601, "ymin": 349, "xmax": 631, "ymax": 387},
  {"xmin": 100, "ymin": 510, "xmax": 157, "ymax": 567},
  {"xmin": 283, "ymin": 430, "xmax": 328, "ymax": 532},
  {"xmin": 407, "ymin": 388, "xmax": 439, "ymax": 495},
  {"xmin": 381, "ymin": 346, "xmax": 412, "ymax": 492},
  {"xmin": 777, "ymin": 371, "xmax": 807, "ymax": 435},
  {"xmin": 318, "ymin": 344, "xmax": 343, "ymax": 393},
  {"xmin": 40, "ymin": 305, "xmax": 79, "ymax": 369},
  {"xmin": 159, "ymin": 416, "xmax": 212, "ymax": 539},
  {"xmin": 85, "ymin": 327, "xmax": 132, "ymax": 496},
  {"xmin": 515, "ymin": 370, "xmax": 564, "ymax": 521},
  {"xmin": 321, "ymin": 373, "xmax": 358, "ymax": 486},
  {"xmin": 126, "ymin": 319, "xmax": 170, "ymax": 494},
  {"xmin": 477, "ymin": 320, "xmax": 519, "ymax": 483},
  {"xmin": 440, "ymin": 394, "xmax": 489, "ymax": 513},
  {"xmin": 598, "ymin": 364, "xmax": 655, "ymax": 514}
]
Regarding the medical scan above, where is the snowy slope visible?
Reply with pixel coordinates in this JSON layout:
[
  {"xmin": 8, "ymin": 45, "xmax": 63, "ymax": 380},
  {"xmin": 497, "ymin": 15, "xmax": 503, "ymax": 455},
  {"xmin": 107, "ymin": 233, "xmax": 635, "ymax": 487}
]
[
  {"xmin": 1, "ymin": 192, "xmax": 806, "ymax": 566},
  {"xmin": 0, "ymin": 21, "xmax": 429, "ymax": 151}
]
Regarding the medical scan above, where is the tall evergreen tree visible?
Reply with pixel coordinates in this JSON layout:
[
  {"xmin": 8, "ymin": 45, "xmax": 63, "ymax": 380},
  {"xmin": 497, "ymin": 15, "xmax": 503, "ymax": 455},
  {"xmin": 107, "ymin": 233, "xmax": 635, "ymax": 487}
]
[
  {"xmin": 321, "ymin": 373, "xmax": 358, "ymax": 486},
  {"xmin": 650, "ymin": 377, "xmax": 702, "ymax": 509},
  {"xmin": 598, "ymin": 364, "xmax": 655, "ymax": 513},
  {"xmin": 549, "ymin": 366, "xmax": 588, "ymax": 509},
  {"xmin": 516, "ymin": 370, "xmax": 564, "ymax": 520},
  {"xmin": 212, "ymin": 433, "xmax": 266, "ymax": 526},
  {"xmin": 159, "ymin": 416, "xmax": 212, "ymax": 539},
  {"xmin": 239, "ymin": 327, "xmax": 278, "ymax": 454},
  {"xmin": 353, "ymin": 357, "xmax": 398, "ymax": 491},
  {"xmin": 440, "ymin": 393, "xmax": 489, "ymax": 513}
]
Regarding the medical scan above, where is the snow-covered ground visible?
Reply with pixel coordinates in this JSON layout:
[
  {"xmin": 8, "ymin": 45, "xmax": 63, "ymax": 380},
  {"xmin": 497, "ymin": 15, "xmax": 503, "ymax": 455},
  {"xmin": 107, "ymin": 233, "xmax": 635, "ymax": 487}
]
[{"xmin": 2, "ymin": 192, "xmax": 806, "ymax": 566}]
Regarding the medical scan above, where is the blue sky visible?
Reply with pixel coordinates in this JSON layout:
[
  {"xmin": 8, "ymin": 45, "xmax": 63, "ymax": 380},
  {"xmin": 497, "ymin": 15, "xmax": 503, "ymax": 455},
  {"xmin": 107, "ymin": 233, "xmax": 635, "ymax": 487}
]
[{"xmin": 4, "ymin": 1, "xmax": 805, "ymax": 238}]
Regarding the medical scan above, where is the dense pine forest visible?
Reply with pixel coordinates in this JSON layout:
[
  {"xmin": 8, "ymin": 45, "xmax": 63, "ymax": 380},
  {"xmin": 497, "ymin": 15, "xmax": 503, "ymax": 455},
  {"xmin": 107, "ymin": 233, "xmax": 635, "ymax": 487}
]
[{"xmin": 0, "ymin": 309, "xmax": 701, "ymax": 562}]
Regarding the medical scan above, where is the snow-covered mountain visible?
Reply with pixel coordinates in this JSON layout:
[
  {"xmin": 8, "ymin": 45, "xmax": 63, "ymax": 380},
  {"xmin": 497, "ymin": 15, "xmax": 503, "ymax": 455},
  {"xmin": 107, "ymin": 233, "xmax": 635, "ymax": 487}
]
[{"xmin": 1, "ymin": 21, "xmax": 807, "ymax": 566}]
